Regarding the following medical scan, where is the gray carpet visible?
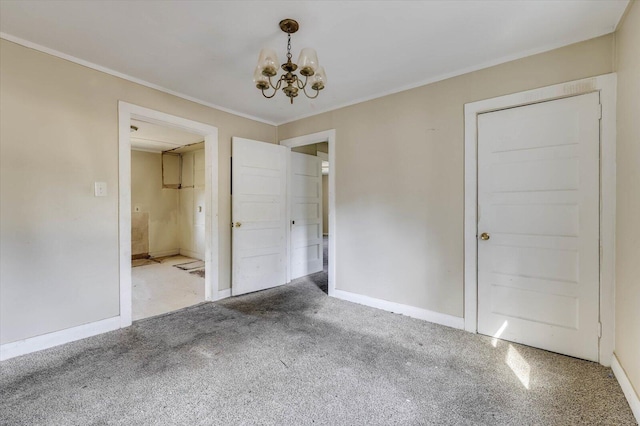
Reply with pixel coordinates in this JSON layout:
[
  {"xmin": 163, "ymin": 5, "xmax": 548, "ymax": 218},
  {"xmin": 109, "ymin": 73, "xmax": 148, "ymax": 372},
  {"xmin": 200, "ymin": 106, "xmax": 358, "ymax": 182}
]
[{"xmin": 1, "ymin": 240, "xmax": 636, "ymax": 425}]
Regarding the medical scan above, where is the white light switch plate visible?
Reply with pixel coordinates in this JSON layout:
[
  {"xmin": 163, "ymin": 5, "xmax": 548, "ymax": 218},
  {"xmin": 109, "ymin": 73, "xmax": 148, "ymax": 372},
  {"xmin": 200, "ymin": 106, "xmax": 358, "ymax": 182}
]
[{"xmin": 94, "ymin": 182, "xmax": 107, "ymax": 197}]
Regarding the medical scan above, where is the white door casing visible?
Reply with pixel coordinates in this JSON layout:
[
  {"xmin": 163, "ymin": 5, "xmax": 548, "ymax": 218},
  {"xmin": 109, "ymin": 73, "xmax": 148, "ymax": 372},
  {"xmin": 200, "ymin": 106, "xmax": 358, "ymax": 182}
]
[
  {"xmin": 231, "ymin": 137, "xmax": 288, "ymax": 296},
  {"xmin": 279, "ymin": 129, "xmax": 337, "ymax": 296},
  {"xmin": 464, "ymin": 74, "xmax": 617, "ymax": 366},
  {"xmin": 477, "ymin": 93, "xmax": 601, "ymax": 361},
  {"xmin": 290, "ymin": 152, "xmax": 323, "ymax": 280},
  {"xmin": 118, "ymin": 101, "xmax": 220, "ymax": 327}
]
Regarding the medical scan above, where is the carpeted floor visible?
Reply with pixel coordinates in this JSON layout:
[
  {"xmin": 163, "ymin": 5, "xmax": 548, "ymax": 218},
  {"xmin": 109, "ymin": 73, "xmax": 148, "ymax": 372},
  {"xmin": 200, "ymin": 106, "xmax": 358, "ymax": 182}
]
[{"xmin": 1, "ymin": 237, "xmax": 635, "ymax": 425}]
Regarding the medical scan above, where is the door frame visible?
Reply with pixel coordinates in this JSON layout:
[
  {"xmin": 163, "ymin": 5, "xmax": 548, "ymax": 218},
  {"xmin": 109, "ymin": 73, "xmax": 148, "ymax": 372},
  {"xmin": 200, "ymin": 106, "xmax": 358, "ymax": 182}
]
[
  {"xmin": 463, "ymin": 74, "xmax": 617, "ymax": 366},
  {"xmin": 118, "ymin": 101, "xmax": 220, "ymax": 327},
  {"xmin": 279, "ymin": 130, "xmax": 337, "ymax": 296}
]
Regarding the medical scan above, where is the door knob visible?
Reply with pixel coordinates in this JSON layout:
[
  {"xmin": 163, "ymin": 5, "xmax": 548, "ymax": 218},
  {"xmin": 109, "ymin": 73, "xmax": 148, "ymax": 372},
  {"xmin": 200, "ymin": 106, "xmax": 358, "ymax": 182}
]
[
  {"xmin": 480, "ymin": 232, "xmax": 490, "ymax": 241},
  {"xmin": 235, "ymin": 222, "xmax": 242, "ymax": 228}
]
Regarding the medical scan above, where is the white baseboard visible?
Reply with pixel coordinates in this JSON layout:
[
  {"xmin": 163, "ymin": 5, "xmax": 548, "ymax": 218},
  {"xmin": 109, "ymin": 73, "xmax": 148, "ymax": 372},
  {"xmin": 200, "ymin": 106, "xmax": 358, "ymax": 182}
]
[
  {"xmin": 214, "ymin": 288, "xmax": 231, "ymax": 301},
  {"xmin": 612, "ymin": 353, "xmax": 640, "ymax": 423},
  {"xmin": 332, "ymin": 289, "xmax": 465, "ymax": 330},
  {"xmin": 0, "ymin": 316, "xmax": 121, "ymax": 361},
  {"xmin": 149, "ymin": 248, "xmax": 179, "ymax": 258},
  {"xmin": 179, "ymin": 249, "xmax": 203, "ymax": 260}
]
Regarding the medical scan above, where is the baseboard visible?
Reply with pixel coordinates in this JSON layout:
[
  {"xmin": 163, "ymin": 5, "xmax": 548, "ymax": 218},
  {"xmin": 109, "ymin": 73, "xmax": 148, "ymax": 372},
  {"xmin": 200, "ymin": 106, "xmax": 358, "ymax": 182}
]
[
  {"xmin": 179, "ymin": 249, "xmax": 203, "ymax": 260},
  {"xmin": 612, "ymin": 353, "xmax": 640, "ymax": 423},
  {"xmin": 0, "ymin": 316, "xmax": 121, "ymax": 361},
  {"xmin": 332, "ymin": 289, "xmax": 465, "ymax": 330},
  {"xmin": 214, "ymin": 288, "xmax": 231, "ymax": 301},
  {"xmin": 149, "ymin": 249, "xmax": 179, "ymax": 258}
]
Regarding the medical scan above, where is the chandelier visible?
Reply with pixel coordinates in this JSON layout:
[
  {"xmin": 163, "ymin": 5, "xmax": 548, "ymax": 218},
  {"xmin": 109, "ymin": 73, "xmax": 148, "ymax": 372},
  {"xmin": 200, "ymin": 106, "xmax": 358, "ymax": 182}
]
[{"xmin": 253, "ymin": 19, "xmax": 326, "ymax": 104}]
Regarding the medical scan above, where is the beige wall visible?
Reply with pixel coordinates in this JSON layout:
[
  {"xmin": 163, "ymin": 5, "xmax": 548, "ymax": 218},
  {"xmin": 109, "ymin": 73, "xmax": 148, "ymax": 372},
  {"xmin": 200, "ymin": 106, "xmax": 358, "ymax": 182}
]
[
  {"xmin": 614, "ymin": 0, "xmax": 640, "ymax": 400},
  {"xmin": 131, "ymin": 151, "xmax": 179, "ymax": 256},
  {"xmin": 279, "ymin": 35, "xmax": 615, "ymax": 317},
  {"xmin": 0, "ymin": 39, "xmax": 276, "ymax": 344}
]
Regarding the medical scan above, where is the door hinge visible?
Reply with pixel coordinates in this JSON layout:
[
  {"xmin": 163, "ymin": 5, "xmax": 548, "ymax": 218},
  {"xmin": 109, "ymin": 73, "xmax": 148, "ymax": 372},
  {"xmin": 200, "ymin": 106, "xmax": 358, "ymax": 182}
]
[
  {"xmin": 597, "ymin": 322, "xmax": 602, "ymax": 338},
  {"xmin": 597, "ymin": 103, "xmax": 602, "ymax": 120}
]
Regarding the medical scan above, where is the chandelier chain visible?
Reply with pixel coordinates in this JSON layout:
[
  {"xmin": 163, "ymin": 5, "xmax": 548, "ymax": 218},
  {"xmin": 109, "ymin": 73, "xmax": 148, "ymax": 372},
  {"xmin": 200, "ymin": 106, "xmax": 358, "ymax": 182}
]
[{"xmin": 286, "ymin": 33, "xmax": 292, "ymax": 61}]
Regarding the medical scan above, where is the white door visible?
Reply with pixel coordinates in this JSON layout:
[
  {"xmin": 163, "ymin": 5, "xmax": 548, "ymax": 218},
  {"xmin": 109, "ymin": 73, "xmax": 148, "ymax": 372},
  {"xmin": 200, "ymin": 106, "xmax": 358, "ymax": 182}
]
[
  {"xmin": 477, "ymin": 93, "xmax": 601, "ymax": 361},
  {"xmin": 232, "ymin": 137, "xmax": 288, "ymax": 296},
  {"xmin": 290, "ymin": 152, "xmax": 323, "ymax": 280}
]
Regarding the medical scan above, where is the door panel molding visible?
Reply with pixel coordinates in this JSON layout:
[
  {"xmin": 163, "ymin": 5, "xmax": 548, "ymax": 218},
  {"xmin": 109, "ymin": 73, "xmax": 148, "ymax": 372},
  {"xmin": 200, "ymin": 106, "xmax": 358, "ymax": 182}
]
[
  {"xmin": 463, "ymin": 74, "xmax": 617, "ymax": 366},
  {"xmin": 231, "ymin": 137, "xmax": 288, "ymax": 296},
  {"xmin": 279, "ymin": 130, "xmax": 337, "ymax": 296},
  {"xmin": 290, "ymin": 152, "xmax": 323, "ymax": 280}
]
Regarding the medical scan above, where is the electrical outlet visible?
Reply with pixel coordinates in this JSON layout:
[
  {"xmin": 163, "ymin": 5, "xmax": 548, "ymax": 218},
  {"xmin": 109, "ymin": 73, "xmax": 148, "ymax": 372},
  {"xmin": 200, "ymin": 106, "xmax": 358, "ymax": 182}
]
[{"xmin": 94, "ymin": 182, "xmax": 107, "ymax": 197}]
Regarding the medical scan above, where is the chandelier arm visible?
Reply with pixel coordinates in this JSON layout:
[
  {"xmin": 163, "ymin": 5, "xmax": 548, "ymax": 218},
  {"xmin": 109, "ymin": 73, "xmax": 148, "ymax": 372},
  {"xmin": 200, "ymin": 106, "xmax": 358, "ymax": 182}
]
[
  {"xmin": 268, "ymin": 75, "xmax": 284, "ymax": 91},
  {"xmin": 301, "ymin": 85, "xmax": 321, "ymax": 99},
  {"xmin": 296, "ymin": 75, "xmax": 307, "ymax": 90},
  {"xmin": 261, "ymin": 87, "xmax": 278, "ymax": 99}
]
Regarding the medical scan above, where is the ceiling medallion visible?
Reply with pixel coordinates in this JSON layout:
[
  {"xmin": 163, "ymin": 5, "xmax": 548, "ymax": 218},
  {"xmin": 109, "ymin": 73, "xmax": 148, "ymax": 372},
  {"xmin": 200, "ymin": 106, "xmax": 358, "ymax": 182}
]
[{"xmin": 253, "ymin": 19, "xmax": 326, "ymax": 104}]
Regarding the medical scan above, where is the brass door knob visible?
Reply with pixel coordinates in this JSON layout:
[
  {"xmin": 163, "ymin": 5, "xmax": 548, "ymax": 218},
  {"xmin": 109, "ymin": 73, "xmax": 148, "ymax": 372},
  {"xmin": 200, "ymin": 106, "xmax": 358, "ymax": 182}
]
[
  {"xmin": 480, "ymin": 232, "xmax": 490, "ymax": 241},
  {"xmin": 235, "ymin": 222, "xmax": 242, "ymax": 228}
]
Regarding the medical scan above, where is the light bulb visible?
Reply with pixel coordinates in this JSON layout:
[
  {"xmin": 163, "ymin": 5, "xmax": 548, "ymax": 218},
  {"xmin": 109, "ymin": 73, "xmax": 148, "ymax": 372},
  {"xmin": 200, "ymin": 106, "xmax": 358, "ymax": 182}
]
[
  {"xmin": 257, "ymin": 48, "xmax": 279, "ymax": 77},
  {"xmin": 310, "ymin": 66, "xmax": 326, "ymax": 90},
  {"xmin": 297, "ymin": 48, "xmax": 318, "ymax": 77}
]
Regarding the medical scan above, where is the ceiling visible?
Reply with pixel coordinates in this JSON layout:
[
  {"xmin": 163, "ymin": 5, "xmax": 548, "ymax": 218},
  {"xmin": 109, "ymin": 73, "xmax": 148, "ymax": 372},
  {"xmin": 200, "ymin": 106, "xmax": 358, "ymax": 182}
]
[
  {"xmin": 130, "ymin": 119, "xmax": 203, "ymax": 153},
  {"xmin": 0, "ymin": 1, "xmax": 628, "ymax": 125}
]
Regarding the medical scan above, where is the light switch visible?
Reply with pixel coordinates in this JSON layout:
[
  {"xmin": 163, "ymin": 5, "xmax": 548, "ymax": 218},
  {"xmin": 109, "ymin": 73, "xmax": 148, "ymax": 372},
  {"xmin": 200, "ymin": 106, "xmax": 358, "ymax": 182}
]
[{"xmin": 94, "ymin": 182, "xmax": 107, "ymax": 197}]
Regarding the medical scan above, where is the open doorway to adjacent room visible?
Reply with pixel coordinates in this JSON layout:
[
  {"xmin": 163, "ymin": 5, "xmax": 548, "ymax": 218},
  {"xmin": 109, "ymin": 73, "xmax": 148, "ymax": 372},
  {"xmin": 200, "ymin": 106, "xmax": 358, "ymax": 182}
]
[
  {"xmin": 280, "ymin": 130, "xmax": 336, "ymax": 296},
  {"xmin": 119, "ymin": 102, "xmax": 220, "ymax": 327},
  {"xmin": 129, "ymin": 120, "xmax": 207, "ymax": 320},
  {"xmin": 289, "ymin": 142, "xmax": 330, "ymax": 293}
]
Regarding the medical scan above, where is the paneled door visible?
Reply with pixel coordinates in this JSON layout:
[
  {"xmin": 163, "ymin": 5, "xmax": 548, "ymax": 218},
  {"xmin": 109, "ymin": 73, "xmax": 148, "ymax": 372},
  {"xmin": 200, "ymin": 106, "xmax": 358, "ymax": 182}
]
[
  {"xmin": 231, "ymin": 137, "xmax": 288, "ymax": 296},
  {"xmin": 477, "ymin": 93, "xmax": 601, "ymax": 361},
  {"xmin": 290, "ymin": 152, "xmax": 323, "ymax": 280}
]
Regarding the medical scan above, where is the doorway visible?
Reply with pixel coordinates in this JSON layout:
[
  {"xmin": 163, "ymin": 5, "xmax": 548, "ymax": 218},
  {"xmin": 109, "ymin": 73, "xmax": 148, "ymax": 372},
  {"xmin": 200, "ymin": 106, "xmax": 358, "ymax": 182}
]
[
  {"xmin": 463, "ymin": 75, "xmax": 616, "ymax": 365},
  {"xmin": 130, "ymin": 122, "xmax": 207, "ymax": 320},
  {"xmin": 280, "ymin": 130, "xmax": 336, "ymax": 296},
  {"xmin": 118, "ymin": 102, "xmax": 219, "ymax": 327}
]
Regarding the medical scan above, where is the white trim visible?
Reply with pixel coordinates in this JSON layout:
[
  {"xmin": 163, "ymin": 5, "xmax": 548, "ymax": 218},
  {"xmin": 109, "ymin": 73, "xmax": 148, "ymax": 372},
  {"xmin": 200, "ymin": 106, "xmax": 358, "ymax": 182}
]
[
  {"xmin": 612, "ymin": 354, "xmax": 640, "ymax": 423},
  {"xmin": 2, "ymin": 30, "xmax": 619, "ymax": 128},
  {"xmin": 148, "ymin": 249, "xmax": 180, "ymax": 258},
  {"xmin": 279, "ymin": 130, "xmax": 337, "ymax": 296},
  {"xmin": 0, "ymin": 317, "xmax": 120, "ymax": 361},
  {"xmin": 0, "ymin": 33, "xmax": 275, "ymax": 126},
  {"xmin": 119, "ymin": 102, "xmax": 220, "ymax": 328},
  {"xmin": 463, "ymin": 74, "xmax": 617, "ymax": 365},
  {"xmin": 333, "ymin": 290, "xmax": 465, "ymax": 330},
  {"xmin": 214, "ymin": 289, "xmax": 232, "ymax": 301},
  {"xmin": 276, "ymin": 34, "xmax": 616, "ymax": 126}
]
